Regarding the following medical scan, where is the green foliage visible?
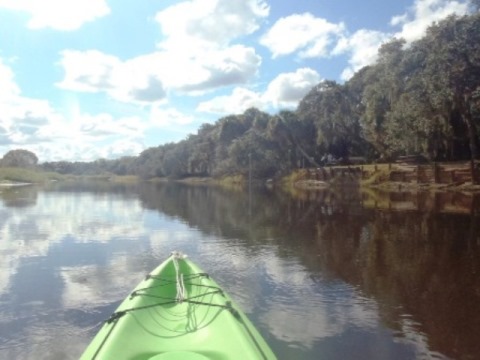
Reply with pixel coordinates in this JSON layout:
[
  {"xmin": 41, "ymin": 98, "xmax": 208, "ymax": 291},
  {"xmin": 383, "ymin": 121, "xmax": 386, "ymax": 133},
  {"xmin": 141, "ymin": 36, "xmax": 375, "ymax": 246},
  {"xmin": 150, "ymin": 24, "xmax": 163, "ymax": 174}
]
[
  {"xmin": 42, "ymin": 156, "xmax": 137, "ymax": 177},
  {"xmin": 1, "ymin": 149, "xmax": 38, "ymax": 168},
  {"xmin": 298, "ymin": 80, "xmax": 368, "ymax": 159},
  {"xmin": 357, "ymin": 13, "xmax": 480, "ymax": 161}
]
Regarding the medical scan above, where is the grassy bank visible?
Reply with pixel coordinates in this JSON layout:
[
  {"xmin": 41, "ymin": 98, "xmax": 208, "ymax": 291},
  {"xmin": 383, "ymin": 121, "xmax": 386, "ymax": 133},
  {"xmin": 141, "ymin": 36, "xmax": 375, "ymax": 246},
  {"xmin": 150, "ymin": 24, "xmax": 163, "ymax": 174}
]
[
  {"xmin": 0, "ymin": 167, "xmax": 65, "ymax": 184},
  {"xmin": 73, "ymin": 174, "xmax": 140, "ymax": 183},
  {"xmin": 215, "ymin": 174, "xmax": 247, "ymax": 191}
]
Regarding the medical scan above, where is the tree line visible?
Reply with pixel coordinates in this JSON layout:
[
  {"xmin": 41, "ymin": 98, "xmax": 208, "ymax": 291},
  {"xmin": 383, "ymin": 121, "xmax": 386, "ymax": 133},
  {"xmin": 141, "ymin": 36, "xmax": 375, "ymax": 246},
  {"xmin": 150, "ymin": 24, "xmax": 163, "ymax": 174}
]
[{"xmin": 3, "ymin": 12, "xmax": 480, "ymax": 180}]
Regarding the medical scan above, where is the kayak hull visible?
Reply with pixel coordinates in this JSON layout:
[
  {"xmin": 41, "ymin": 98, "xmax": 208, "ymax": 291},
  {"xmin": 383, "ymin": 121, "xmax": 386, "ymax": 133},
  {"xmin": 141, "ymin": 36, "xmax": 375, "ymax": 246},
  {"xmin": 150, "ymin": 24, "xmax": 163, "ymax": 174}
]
[{"xmin": 80, "ymin": 253, "xmax": 276, "ymax": 360}]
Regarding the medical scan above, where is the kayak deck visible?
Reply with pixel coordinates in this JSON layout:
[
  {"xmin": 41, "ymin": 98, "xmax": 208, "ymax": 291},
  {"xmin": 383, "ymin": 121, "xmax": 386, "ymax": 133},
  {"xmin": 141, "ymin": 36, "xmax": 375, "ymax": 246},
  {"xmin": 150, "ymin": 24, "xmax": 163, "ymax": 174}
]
[{"xmin": 80, "ymin": 253, "xmax": 276, "ymax": 360}]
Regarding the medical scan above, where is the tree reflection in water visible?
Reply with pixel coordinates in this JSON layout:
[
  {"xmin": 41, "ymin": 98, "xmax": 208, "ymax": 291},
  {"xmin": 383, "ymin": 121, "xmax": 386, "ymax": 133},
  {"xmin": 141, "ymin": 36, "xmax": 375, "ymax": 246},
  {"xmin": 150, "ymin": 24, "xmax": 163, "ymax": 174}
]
[
  {"xmin": 138, "ymin": 183, "xmax": 480, "ymax": 359},
  {"xmin": 0, "ymin": 182, "xmax": 479, "ymax": 359}
]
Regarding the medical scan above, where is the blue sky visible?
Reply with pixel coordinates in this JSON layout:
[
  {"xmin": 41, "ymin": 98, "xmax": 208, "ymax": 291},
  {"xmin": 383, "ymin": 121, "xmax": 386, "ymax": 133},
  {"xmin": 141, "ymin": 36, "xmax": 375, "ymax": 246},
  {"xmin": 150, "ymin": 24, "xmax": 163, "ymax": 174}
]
[{"xmin": 0, "ymin": 0, "xmax": 474, "ymax": 162}]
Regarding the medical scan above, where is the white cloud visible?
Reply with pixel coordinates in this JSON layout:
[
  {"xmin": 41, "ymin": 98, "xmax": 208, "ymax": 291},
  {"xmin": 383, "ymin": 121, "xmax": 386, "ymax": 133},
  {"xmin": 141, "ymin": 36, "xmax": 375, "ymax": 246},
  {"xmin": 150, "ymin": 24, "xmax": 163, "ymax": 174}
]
[
  {"xmin": 0, "ymin": 60, "xmax": 146, "ymax": 161},
  {"xmin": 333, "ymin": 29, "xmax": 390, "ymax": 80},
  {"xmin": 260, "ymin": 13, "xmax": 346, "ymax": 58},
  {"xmin": 75, "ymin": 113, "xmax": 145, "ymax": 140},
  {"xmin": 56, "ymin": 50, "xmax": 120, "ymax": 93},
  {"xmin": 22, "ymin": 139, "xmax": 143, "ymax": 162},
  {"xmin": 0, "ymin": 58, "xmax": 20, "ymax": 98},
  {"xmin": 57, "ymin": 45, "xmax": 262, "ymax": 102},
  {"xmin": 101, "ymin": 139, "xmax": 144, "ymax": 159},
  {"xmin": 31, "ymin": 113, "xmax": 146, "ymax": 160},
  {"xmin": 391, "ymin": 0, "xmax": 470, "ymax": 43},
  {"xmin": 331, "ymin": 0, "xmax": 470, "ymax": 81},
  {"xmin": 197, "ymin": 87, "xmax": 263, "ymax": 114},
  {"xmin": 56, "ymin": 50, "xmax": 167, "ymax": 104},
  {"xmin": 197, "ymin": 68, "xmax": 321, "ymax": 114},
  {"xmin": 1, "ymin": 119, "xmax": 146, "ymax": 162},
  {"xmin": 0, "ymin": 60, "xmax": 60, "ymax": 149},
  {"xmin": 1, "ymin": 96, "xmax": 145, "ymax": 150},
  {"xmin": 0, "ymin": 95, "xmax": 62, "ymax": 146},
  {"xmin": 174, "ymin": 45, "xmax": 262, "ymax": 93},
  {"xmin": 55, "ymin": 1, "xmax": 269, "ymax": 106},
  {"xmin": 258, "ymin": 1, "xmax": 470, "ymax": 83},
  {"xmin": 264, "ymin": 68, "xmax": 322, "ymax": 107},
  {"xmin": 0, "ymin": 55, "xmax": 146, "ymax": 162},
  {"xmin": 155, "ymin": 0, "xmax": 269, "ymax": 49},
  {"xmin": 152, "ymin": 0, "xmax": 267, "ymax": 94},
  {"xmin": 0, "ymin": 0, "xmax": 110, "ymax": 31},
  {"xmin": 150, "ymin": 106, "xmax": 195, "ymax": 127}
]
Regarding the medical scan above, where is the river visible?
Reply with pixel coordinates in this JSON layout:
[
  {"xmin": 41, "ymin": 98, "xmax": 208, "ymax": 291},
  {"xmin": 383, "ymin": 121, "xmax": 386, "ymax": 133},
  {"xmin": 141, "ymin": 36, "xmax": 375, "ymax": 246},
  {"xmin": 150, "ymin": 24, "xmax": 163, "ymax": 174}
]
[{"xmin": 0, "ymin": 181, "xmax": 479, "ymax": 360}]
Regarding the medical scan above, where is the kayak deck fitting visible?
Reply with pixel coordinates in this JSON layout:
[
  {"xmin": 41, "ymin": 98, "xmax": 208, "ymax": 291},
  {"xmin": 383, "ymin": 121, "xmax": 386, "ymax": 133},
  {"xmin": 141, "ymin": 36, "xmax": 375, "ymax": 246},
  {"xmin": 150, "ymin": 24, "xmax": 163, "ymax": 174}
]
[{"xmin": 80, "ymin": 252, "xmax": 277, "ymax": 360}]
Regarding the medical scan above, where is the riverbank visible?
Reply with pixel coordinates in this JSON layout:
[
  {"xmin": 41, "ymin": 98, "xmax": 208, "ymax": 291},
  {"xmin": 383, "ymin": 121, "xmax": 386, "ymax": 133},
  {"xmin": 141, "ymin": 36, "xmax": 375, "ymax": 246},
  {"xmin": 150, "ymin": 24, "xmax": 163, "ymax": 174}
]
[
  {"xmin": 2, "ymin": 161, "xmax": 479, "ymax": 193},
  {"xmin": 143, "ymin": 167, "xmax": 480, "ymax": 193},
  {"xmin": 292, "ymin": 161, "xmax": 480, "ymax": 193},
  {"xmin": 0, "ymin": 167, "xmax": 64, "ymax": 184}
]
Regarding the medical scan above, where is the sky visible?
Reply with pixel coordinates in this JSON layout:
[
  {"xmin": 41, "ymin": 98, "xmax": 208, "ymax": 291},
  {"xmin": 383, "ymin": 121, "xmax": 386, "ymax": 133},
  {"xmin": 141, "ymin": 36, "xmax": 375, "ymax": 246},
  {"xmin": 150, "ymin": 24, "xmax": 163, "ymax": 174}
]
[{"xmin": 0, "ymin": 0, "xmax": 474, "ymax": 162}]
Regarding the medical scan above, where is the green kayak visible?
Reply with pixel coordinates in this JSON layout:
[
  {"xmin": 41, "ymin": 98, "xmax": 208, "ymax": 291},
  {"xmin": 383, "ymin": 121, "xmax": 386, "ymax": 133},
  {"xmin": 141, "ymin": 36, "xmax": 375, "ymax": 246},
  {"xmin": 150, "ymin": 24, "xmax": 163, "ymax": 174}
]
[{"xmin": 80, "ymin": 252, "xmax": 277, "ymax": 360}]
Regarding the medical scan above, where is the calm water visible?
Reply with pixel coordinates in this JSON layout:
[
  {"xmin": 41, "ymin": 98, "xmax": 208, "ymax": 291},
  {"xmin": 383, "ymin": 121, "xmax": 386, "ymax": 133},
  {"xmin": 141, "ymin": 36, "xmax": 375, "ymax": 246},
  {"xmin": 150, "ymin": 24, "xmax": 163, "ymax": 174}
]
[{"xmin": 0, "ymin": 182, "xmax": 479, "ymax": 360}]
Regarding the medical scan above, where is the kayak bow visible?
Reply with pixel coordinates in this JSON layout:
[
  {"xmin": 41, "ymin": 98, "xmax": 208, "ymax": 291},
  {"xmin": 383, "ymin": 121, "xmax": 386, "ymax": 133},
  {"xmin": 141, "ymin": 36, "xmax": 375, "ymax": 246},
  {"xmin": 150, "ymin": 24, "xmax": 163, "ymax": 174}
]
[{"xmin": 80, "ymin": 252, "xmax": 276, "ymax": 360}]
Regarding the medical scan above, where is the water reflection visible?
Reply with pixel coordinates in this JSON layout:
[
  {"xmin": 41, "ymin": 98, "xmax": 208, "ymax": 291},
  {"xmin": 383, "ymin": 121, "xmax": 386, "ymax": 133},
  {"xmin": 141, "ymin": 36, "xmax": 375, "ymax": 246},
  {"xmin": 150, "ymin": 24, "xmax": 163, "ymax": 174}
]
[
  {"xmin": 0, "ymin": 185, "xmax": 38, "ymax": 208},
  {"xmin": 0, "ymin": 183, "xmax": 190, "ymax": 360},
  {"xmin": 0, "ymin": 182, "xmax": 479, "ymax": 359}
]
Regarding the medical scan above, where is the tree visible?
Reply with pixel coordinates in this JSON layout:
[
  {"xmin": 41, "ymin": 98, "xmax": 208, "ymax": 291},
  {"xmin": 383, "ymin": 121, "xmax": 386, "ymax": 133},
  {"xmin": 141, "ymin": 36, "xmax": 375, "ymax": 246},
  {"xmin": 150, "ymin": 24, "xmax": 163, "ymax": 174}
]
[
  {"xmin": 419, "ymin": 14, "xmax": 480, "ymax": 180},
  {"xmin": 360, "ymin": 40, "xmax": 408, "ymax": 159},
  {"xmin": 269, "ymin": 110, "xmax": 319, "ymax": 167},
  {"xmin": 298, "ymin": 80, "xmax": 368, "ymax": 160},
  {"xmin": 226, "ymin": 129, "xmax": 279, "ymax": 178},
  {"xmin": 1, "ymin": 149, "xmax": 38, "ymax": 168}
]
